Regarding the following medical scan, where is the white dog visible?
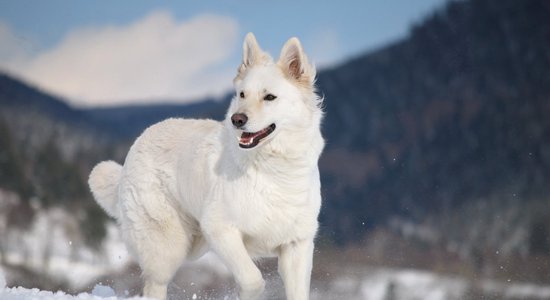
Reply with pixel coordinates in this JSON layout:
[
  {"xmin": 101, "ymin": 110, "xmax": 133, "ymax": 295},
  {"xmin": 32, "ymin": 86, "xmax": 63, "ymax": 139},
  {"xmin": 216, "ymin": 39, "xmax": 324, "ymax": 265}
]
[{"xmin": 88, "ymin": 33, "xmax": 324, "ymax": 300}]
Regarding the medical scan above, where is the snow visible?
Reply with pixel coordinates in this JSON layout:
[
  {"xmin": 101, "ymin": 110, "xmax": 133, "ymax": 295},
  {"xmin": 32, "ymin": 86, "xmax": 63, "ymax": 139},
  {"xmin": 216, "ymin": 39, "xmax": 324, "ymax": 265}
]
[
  {"xmin": 354, "ymin": 268, "xmax": 468, "ymax": 300},
  {"xmin": 0, "ymin": 270, "xmax": 142, "ymax": 300},
  {"xmin": 504, "ymin": 283, "xmax": 550, "ymax": 299},
  {"xmin": 0, "ymin": 286, "xmax": 144, "ymax": 300},
  {"xmin": 1, "ymin": 209, "xmax": 131, "ymax": 289},
  {"xmin": 3, "ymin": 263, "xmax": 550, "ymax": 300},
  {"xmin": 91, "ymin": 285, "xmax": 117, "ymax": 298},
  {"xmin": 482, "ymin": 279, "xmax": 550, "ymax": 299},
  {"xmin": 2, "ymin": 213, "xmax": 550, "ymax": 300},
  {"xmin": 315, "ymin": 267, "xmax": 550, "ymax": 300}
]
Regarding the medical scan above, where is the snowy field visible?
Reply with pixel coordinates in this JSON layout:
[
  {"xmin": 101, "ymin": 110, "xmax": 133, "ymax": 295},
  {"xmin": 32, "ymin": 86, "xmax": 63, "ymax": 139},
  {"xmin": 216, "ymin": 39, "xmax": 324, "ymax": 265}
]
[
  {"xmin": 2, "ymin": 210, "xmax": 550, "ymax": 299},
  {"xmin": 0, "ymin": 269, "xmax": 126, "ymax": 299},
  {"xmin": 0, "ymin": 281, "xmax": 144, "ymax": 300},
  {"xmin": 3, "ymin": 264, "xmax": 550, "ymax": 300}
]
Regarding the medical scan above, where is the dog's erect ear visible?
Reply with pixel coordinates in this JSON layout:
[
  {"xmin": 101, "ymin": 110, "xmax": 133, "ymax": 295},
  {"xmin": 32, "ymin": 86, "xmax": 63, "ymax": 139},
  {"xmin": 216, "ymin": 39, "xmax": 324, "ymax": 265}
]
[
  {"xmin": 243, "ymin": 33, "xmax": 261, "ymax": 66},
  {"xmin": 236, "ymin": 33, "xmax": 267, "ymax": 80},
  {"xmin": 278, "ymin": 37, "xmax": 316, "ymax": 84}
]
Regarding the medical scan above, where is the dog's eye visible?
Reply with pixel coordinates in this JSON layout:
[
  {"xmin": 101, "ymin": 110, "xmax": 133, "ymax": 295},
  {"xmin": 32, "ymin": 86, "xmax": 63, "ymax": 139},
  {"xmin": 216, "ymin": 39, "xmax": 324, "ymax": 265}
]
[
  {"xmin": 239, "ymin": 91, "xmax": 245, "ymax": 98},
  {"xmin": 264, "ymin": 94, "xmax": 277, "ymax": 101}
]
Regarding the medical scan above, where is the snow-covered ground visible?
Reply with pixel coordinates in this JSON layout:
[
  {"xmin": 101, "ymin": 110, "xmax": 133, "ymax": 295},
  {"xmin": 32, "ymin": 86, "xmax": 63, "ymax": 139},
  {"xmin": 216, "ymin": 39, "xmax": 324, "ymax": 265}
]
[
  {"xmin": 3, "ymin": 263, "xmax": 550, "ymax": 300},
  {"xmin": 2, "ymin": 208, "xmax": 550, "ymax": 299},
  {"xmin": 0, "ymin": 268, "xmax": 139, "ymax": 300},
  {"xmin": 0, "ymin": 208, "xmax": 131, "ymax": 289},
  {"xmin": 0, "ymin": 283, "xmax": 144, "ymax": 300},
  {"xmin": 312, "ymin": 267, "xmax": 550, "ymax": 300}
]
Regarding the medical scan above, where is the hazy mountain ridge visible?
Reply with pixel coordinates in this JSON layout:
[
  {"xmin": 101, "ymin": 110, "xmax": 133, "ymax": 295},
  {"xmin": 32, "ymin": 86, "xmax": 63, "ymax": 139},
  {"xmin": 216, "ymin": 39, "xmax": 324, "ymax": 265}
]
[
  {"xmin": 83, "ymin": 97, "xmax": 230, "ymax": 138},
  {"xmin": 0, "ymin": 74, "xmax": 119, "ymax": 250},
  {"xmin": 317, "ymin": 0, "xmax": 550, "ymax": 248}
]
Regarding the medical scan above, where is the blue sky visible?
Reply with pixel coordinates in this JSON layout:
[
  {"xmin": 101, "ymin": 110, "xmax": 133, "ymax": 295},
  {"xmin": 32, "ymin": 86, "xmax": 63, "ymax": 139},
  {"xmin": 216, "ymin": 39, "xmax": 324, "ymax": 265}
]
[{"xmin": 0, "ymin": 0, "xmax": 448, "ymax": 107}]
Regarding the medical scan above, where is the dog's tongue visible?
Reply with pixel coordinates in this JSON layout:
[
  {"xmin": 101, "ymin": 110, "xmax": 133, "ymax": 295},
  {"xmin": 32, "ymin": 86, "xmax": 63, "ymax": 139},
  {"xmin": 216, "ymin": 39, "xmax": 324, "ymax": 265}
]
[{"xmin": 240, "ymin": 131, "xmax": 258, "ymax": 144}]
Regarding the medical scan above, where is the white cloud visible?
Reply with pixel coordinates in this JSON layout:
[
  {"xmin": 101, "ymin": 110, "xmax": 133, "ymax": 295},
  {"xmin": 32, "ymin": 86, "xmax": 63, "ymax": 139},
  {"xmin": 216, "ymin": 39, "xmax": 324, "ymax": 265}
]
[
  {"xmin": 0, "ymin": 11, "xmax": 239, "ymax": 107},
  {"xmin": 0, "ymin": 22, "xmax": 36, "ymax": 68},
  {"xmin": 305, "ymin": 29, "xmax": 341, "ymax": 69}
]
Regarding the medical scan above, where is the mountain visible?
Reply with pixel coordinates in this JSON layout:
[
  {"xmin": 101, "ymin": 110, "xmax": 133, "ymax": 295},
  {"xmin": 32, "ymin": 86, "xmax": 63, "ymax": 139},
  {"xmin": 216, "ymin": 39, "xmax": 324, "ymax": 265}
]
[
  {"xmin": 83, "ymin": 97, "xmax": 231, "ymax": 138},
  {"xmin": 316, "ymin": 0, "xmax": 550, "ymax": 248},
  {"xmin": 0, "ymin": 74, "xmax": 86, "ymax": 124},
  {"xmin": 0, "ymin": 73, "xmax": 118, "ymax": 248},
  {"xmin": 1, "ymin": 0, "xmax": 550, "ymax": 284}
]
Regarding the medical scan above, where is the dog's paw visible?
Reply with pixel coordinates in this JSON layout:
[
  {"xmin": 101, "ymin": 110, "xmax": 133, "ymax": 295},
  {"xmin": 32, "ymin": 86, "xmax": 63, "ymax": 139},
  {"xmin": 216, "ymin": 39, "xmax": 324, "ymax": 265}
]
[{"xmin": 237, "ymin": 278, "xmax": 265, "ymax": 300}]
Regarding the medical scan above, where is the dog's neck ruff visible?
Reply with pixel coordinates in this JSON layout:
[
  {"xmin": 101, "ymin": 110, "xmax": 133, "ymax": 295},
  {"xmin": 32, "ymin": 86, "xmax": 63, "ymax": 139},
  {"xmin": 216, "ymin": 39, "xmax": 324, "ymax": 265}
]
[{"xmin": 228, "ymin": 119, "xmax": 324, "ymax": 177}]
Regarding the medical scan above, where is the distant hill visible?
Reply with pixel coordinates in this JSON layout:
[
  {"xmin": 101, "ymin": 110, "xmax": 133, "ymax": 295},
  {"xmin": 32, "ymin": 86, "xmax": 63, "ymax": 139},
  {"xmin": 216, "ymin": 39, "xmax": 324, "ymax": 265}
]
[
  {"xmin": 0, "ymin": 73, "xmax": 230, "ymax": 139},
  {"xmin": 0, "ymin": 73, "xmax": 88, "ymax": 124},
  {"xmin": 0, "ymin": 73, "xmax": 117, "ymax": 247},
  {"xmin": 316, "ymin": 0, "xmax": 550, "ymax": 246},
  {"xmin": 83, "ymin": 97, "xmax": 230, "ymax": 138},
  {"xmin": 1, "ymin": 0, "xmax": 550, "ymax": 268}
]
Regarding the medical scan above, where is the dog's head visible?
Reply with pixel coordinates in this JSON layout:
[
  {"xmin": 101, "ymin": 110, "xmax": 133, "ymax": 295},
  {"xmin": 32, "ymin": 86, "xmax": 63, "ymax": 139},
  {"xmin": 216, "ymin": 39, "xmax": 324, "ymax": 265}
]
[{"xmin": 226, "ymin": 33, "xmax": 322, "ymax": 152}]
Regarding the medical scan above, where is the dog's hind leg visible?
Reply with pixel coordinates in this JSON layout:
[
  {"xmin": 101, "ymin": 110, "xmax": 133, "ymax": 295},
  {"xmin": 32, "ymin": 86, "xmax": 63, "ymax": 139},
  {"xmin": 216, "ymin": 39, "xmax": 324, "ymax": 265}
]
[
  {"xmin": 121, "ymin": 192, "xmax": 192, "ymax": 300},
  {"xmin": 278, "ymin": 239, "xmax": 315, "ymax": 300}
]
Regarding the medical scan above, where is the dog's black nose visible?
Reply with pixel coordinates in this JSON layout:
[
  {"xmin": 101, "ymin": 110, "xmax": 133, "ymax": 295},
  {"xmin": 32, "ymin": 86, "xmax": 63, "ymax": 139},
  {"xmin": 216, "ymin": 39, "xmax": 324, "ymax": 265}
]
[{"xmin": 231, "ymin": 113, "xmax": 248, "ymax": 128}]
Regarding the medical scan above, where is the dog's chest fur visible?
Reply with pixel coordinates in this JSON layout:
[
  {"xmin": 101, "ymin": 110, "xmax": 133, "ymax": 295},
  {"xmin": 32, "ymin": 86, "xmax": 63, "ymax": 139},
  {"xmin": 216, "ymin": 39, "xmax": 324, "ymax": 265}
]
[
  {"xmin": 131, "ymin": 118, "xmax": 322, "ymax": 257},
  {"xmin": 221, "ymin": 157, "xmax": 321, "ymax": 256},
  {"xmin": 162, "ymin": 121, "xmax": 322, "ymax": 256},
  {"xmin": 191, "ymin": 142, "xmax": 320, "ymax": 256}
]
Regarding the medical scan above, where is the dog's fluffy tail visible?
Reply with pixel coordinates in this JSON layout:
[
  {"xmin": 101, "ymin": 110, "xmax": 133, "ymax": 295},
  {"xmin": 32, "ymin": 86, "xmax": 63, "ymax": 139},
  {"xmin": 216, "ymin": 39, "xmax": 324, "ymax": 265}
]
[{"xmin": 89, "ymin": 160, "xmax": 122, "ymax": 219}]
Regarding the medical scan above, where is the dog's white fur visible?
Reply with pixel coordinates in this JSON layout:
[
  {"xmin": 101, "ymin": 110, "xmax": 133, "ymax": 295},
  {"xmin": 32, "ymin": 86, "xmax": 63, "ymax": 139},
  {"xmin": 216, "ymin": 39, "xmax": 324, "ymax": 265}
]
[{"xmin": 88, "ymin": 33, "xmax": 324, "ymax": 300}]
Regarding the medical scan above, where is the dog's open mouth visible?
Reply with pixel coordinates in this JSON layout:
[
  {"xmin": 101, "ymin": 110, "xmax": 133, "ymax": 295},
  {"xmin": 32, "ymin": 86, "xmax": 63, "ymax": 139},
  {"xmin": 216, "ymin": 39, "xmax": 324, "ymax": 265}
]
[{"xmin": 239, "ymin": 124, "xmax": 276, "ymax": 149}]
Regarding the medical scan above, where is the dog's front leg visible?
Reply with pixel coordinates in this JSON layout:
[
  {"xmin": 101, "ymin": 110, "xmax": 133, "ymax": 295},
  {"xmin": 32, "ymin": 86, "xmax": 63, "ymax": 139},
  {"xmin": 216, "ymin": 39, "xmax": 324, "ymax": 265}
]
[
  {"xmin": 278, "ymin": 239, "xmax": 315, "ymax": 300},
  {"xmin": 204, "ymin": 225, "xmax": 264, "ymax": 300}
]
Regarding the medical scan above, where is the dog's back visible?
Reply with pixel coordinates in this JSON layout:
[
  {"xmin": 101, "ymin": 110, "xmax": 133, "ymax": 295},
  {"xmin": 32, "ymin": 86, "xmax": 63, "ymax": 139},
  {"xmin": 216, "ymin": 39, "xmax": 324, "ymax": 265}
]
[{"xmin": 90, "ymin": 117, "xmax": 221, "ymax": 220}]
